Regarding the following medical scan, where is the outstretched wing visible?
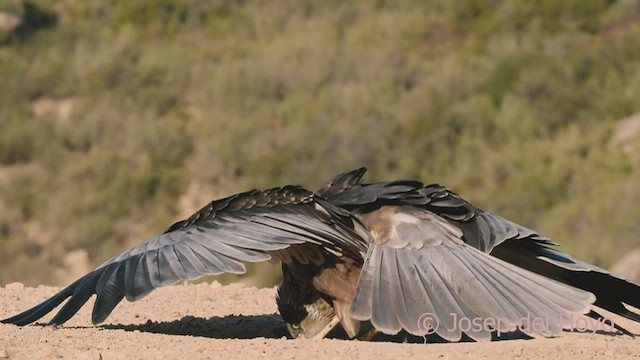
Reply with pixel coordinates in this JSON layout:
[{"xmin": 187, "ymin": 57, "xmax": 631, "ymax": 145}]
[
  {"xmin": 350, "ymin": 205, "xmax": 596, "ymax": 342},
  {"xmin": 2, "ymin": 185, "xmax": 369, "ymax": 327},
  {"xmin": 330, "ymin": 172, "xmax": 640, "ymax": 338}
]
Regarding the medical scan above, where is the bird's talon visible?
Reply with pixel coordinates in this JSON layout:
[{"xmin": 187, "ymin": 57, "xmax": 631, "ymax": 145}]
[{"xmin": 358, "ymin": 327, "xmax": 378, "ymax": 341}]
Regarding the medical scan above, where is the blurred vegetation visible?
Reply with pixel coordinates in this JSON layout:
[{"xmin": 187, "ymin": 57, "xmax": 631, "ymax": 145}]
[{"xmin": 1, "ymin": 0, "xmax": 639, "ymax": 287}]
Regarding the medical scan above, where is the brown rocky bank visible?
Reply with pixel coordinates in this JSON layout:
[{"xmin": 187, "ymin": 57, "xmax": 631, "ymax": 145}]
[{"xmin": 1, "ymin": 282, "xmax": 639, "ymax": 360}]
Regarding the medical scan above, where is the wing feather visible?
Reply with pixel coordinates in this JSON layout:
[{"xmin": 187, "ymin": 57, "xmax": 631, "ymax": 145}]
[
  {"xmin": 351, "ymin": 206, "xmax": 596, "ymax": 340},
  {"xmin": 1, "ymin": 186, "xmax": 368, "ymax": 326}
]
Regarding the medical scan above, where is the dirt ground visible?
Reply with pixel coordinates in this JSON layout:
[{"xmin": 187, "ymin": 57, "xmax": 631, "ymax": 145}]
[{"xmin": 1, "ymin": 282, "xmax": 639, "ymax": 360}]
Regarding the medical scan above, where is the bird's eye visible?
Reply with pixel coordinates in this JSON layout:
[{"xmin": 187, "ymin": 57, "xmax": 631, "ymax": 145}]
[{"xmin": 290, "ymin": 323, "xmax": 300, "ymax": 330}]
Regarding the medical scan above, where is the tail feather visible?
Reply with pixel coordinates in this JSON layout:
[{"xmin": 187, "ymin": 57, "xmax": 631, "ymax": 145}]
[
  {"xmin": 587, "ymin": 310, "xmax": 637, "ymax": 337},
  {"xmin": 492, "ymin": 238, "xmax": 640, "ymax": 335},
  {"xmin": 563, "ymin": 271, "xmax": 640, "ymax": 321}
]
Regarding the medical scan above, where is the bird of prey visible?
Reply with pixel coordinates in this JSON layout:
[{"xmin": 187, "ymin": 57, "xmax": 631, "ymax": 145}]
[{"xmin": 2, "ymin": 167, "xmax": 640, "ymax": 342}]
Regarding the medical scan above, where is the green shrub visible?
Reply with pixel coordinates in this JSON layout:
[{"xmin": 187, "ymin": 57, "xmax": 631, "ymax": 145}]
[{"xmin": 1, "ymin": 0, "xmax": 639, "ymax": 286}]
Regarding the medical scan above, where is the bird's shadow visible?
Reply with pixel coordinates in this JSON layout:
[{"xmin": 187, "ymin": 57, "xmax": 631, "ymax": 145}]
[
  {"xmin": 94, "ymin": 314, "xmax": 556, "ymax": 343},
  {"xmin": 100, "ymin": 314, "xmax": 290, "ymax": 339}
]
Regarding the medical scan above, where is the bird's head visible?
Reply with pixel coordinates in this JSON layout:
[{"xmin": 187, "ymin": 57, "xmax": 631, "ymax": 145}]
[{"xmin": 276, "ymin": 279, "xmax": 339, "ymax": 339}]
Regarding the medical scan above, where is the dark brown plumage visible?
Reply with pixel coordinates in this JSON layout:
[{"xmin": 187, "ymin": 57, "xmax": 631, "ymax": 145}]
[{"xmin": 3, "ymin": 167, "xmax": 640, "ymax": 342}]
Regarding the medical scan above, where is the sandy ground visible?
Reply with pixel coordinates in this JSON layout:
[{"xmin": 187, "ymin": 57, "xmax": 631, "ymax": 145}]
[{"xmin": 1, "ymin": 282, "xmax": 639, "ymax": 360}]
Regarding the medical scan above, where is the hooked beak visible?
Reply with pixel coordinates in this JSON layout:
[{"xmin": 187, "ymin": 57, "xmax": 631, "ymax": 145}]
[
  {"xmin": 286, "ymin": 298, "xmax": 341, "ymax": 339},
  {"xmin": 288, "ymin": 315, "xmax": 341, "ymax": 340}
]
